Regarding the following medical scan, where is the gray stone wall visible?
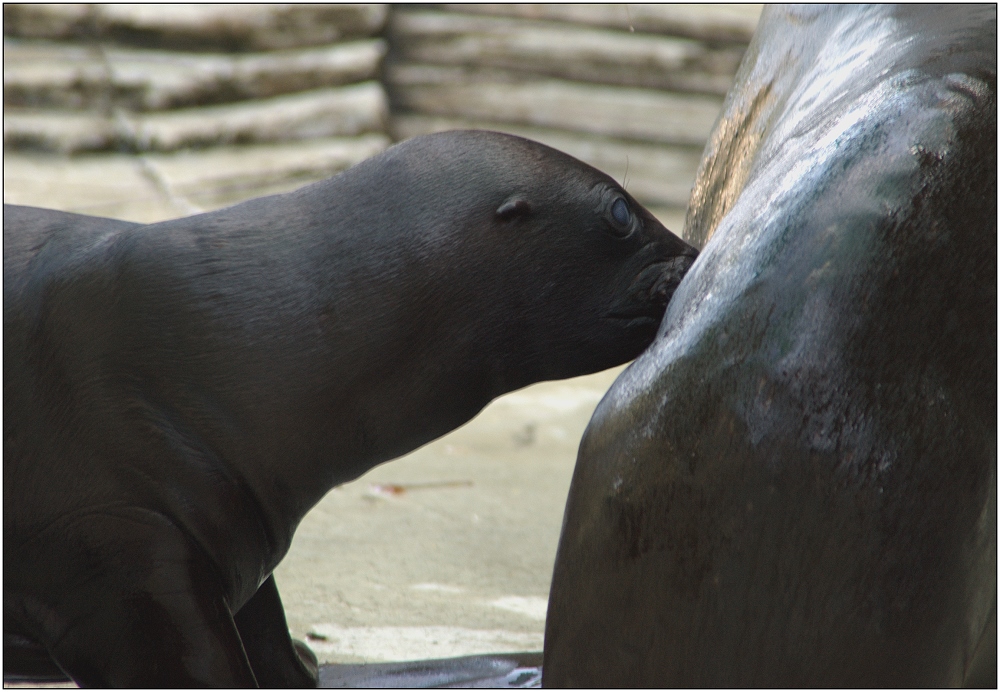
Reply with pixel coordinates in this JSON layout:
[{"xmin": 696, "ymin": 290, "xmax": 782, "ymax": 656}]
[
  {"xmin": 3, "ymin": 4, "xmax": 391, "ymax": 219},
  {"xmin": 4, "ymin": 3, "xmax": 760, "ymax": 229}
]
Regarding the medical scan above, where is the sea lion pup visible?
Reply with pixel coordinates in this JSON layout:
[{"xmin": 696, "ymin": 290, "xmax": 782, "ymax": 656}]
[{"xmin": 3, "ymin": 130, "xmax": 697, "ymax": 687}]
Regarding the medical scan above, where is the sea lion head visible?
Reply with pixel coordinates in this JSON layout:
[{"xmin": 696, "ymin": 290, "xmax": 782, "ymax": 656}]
[{"xmin": 330, "ymin": 129, "xmax": 698, "ymax": 393}]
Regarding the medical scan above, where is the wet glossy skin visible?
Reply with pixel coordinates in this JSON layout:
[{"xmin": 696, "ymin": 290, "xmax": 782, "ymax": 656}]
[
  {"xmin": 3, "ymin": 130, "xmax": 696, "ymax": 687},
  {"xmin": 544, "ymin": 5, "xmax": 996, "ymax": 687}
]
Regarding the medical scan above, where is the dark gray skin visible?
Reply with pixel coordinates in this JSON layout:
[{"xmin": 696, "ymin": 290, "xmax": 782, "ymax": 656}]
[
  {"xmin": 544, "ymin": 4, "xmax": 996, "ymax": 688},
  {"xmin": 3, "ymin": 130, "xmax": 696, "ymax": 687}
]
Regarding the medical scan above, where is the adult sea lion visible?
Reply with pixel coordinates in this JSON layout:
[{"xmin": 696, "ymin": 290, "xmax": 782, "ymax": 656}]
[
  {"xmin": 544, "ymin": 4, "xmax": 996, "ymax": 687},
  {"xmin": 3, "ymin": 130, "xmax": 697, "ymax": 687}
]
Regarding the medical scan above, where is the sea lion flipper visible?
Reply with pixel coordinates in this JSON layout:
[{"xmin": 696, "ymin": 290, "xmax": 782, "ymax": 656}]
[
  {"xmin": 47, "ymin": 579, "xmax": 258, "ymax": 686},
  {"xmin": 2, "ymin": 633, "xmax": 70, "ymax": 683},
  {"xmin": 235, "ymin": 574, "xmax": 319, "ymax": 687},
  {"xmin": 22, "ymin": 512, "xmax": 260, "ymax": 687}
]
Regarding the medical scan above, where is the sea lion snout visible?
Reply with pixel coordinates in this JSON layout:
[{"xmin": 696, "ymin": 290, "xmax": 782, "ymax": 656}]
[
  {"xmin": 646, "ymin": 253, "xmax": 698, "ymax": 304},
  {"xmin": 604, "ymin": 213, "xmax": 698, "ymax": 322},
  {"xmin": 609, "ymin": 251, "xmax": 696, "ymax": 322}
]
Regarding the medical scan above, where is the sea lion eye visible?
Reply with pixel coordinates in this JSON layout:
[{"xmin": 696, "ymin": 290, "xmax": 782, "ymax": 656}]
[
  {"xmin": 611, "ymin": 198, "xmax": 631, "ymax": 226},
  {"xmin": 604, "ymin": 196, "xmax": 635, "ymax": 237}
]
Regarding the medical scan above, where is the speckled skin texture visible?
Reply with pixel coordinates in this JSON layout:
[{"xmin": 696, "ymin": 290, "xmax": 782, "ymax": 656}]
[
  {"xmin": 3, "ymin": 130, "xmax": 696, "ymax": 687},
  {"xmin": 544, "ymin": 5, "xmax": 996, "ymax": 687}
]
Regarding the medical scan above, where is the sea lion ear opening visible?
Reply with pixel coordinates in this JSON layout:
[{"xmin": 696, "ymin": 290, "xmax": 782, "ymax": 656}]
[{"xmin": 496, "ymin": 197, "xmax": 532, "ymax": 221}]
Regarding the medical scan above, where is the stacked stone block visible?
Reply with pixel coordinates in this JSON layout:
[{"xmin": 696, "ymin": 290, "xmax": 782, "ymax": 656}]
[
  {"xmin": 384, "ymin": 4, "xmax": 760, "ymax": 230},
  {"xmin": 3, "ymin": 4, "xmax": 391, "ymax": 219}
]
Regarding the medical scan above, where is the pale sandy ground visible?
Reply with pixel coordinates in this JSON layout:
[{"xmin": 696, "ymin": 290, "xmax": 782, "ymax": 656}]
[
  {"xmin": 273, "ymin": 366, "xmax": 625, "ymax": 664},
  {"xmin": 4, "ymin": 152, "xmax": 678, "ymax": 678}
]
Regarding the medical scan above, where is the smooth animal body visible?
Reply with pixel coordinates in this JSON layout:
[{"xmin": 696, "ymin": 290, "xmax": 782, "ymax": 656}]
[
  {"xmin": 3, "ymin": 130, "xmax": 696, "ymax": 687},
  {"xmin": 544, "ymin": 5, "xmax": 996, "ymax": 687}
]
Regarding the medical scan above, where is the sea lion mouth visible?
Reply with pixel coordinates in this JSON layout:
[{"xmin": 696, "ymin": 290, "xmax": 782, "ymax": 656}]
[{"xmin": 606, "ymin": 254, "xmax": 697, "ymax": 321}]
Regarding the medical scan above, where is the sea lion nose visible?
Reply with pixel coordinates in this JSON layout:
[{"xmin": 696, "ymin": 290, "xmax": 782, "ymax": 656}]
[
  {"xmin": 649, "ymin": 215, "xmax": 698, "ymax": 260},
  {"xmin": 670, "ymin": 234, "xmax": 699, "ymax": 260}
]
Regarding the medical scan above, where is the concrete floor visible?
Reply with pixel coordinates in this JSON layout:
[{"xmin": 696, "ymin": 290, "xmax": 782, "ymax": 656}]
[{"xmin": 4, "ymin": 150, "xmax": 653, "ymax": 669}]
